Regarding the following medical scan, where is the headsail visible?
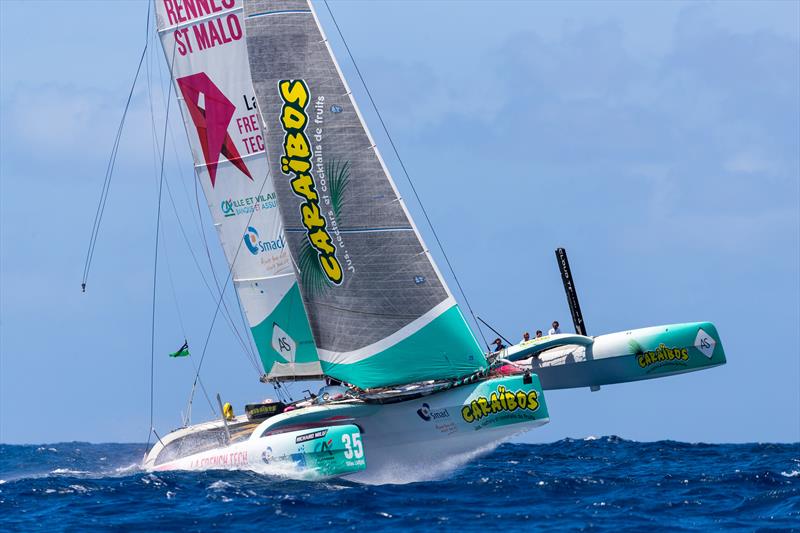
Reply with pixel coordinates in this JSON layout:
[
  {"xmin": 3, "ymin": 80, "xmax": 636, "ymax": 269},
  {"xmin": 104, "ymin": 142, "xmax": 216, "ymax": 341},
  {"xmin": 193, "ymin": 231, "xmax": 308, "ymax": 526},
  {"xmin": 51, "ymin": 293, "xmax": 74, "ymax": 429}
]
[
  {"xmin": 243, "ymin": 0, "xmax": 487, "ymax": 388},
  {"xmin": 154, "ymin": 0, "xmax": 320, "ymax": 380}
]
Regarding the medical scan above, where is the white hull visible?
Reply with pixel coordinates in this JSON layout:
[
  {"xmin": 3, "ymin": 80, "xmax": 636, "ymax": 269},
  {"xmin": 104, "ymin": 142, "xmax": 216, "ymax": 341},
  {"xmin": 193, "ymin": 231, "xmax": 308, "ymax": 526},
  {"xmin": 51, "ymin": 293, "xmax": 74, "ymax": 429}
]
[{"xmin": 144, "ymin": 375, "xmax": 549, "ymax": 483}]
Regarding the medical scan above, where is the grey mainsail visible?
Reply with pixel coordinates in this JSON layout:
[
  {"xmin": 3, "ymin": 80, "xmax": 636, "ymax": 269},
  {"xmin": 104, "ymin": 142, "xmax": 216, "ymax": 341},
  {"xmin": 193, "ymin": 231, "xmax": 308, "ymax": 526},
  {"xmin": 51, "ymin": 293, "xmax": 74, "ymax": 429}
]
[{"xmin": 243, "ymin": 0, "xmax": 486, "ymax": 388}]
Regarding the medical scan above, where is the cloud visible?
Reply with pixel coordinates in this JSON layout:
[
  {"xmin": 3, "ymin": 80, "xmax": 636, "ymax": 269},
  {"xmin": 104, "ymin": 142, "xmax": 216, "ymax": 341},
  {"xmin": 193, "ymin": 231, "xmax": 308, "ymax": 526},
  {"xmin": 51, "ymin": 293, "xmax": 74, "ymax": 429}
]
[
  {"xmin": 355, "ymin": 3, "xmax": 798, "ymax": 260},
  {"xmin": 0, "ymin": 76, "xmax": 179, "ymax": 182}
]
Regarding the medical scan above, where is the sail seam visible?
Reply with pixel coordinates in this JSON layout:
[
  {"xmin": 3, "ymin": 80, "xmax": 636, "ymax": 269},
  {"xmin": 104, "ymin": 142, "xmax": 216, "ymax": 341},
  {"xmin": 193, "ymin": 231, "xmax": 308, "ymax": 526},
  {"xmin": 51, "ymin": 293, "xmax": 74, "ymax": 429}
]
[
  {"xmin": 234, "ymin": 273, "xmax": 296, "ymax": 282},
  {"xmin": 283, "ymin": 226, "xmax": 413, "ymax": 234},
  {"xmin": 192, "ymin": 150, "xmax": 265, "ymax": 169},
  {"xmin": 246, "ymin": 9, "xmax": 311, "ymax": 20}
]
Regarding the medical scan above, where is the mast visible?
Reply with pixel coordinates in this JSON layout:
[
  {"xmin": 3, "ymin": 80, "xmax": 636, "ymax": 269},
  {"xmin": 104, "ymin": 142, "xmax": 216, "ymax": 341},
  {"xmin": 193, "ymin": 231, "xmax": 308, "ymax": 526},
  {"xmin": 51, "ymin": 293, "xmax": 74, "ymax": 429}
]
[
  {"xmin": 243, "ymin": 0, "xmax": 487, "ymax": 389},
  {"xmin": 154, "ymin": 0, "xmax": 321, "ymax": 380}
]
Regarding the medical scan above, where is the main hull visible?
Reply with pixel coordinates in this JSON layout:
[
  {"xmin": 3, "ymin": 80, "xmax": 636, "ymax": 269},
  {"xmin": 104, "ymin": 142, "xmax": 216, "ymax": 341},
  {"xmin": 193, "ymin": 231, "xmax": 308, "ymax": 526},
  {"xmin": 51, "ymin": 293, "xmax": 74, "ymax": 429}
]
[{"xmin": 143, "ymin": 375, "xmax": 549, "ymax": 483}]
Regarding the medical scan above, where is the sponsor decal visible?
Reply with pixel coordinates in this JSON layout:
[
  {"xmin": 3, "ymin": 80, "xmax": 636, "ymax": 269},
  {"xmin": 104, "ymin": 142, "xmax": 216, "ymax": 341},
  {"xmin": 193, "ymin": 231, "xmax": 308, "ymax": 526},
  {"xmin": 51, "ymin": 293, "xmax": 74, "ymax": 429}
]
[
  {"xmin": 221, "ymin": 193, "xmax": 277, "ymax": 217},
  {"xmin": 296, "ymin": 429, "xmax": 328, "ymax": 444},
  {"xmin": 246, "ymin": 402, "xmax": 284, "ymax": 420},
  {"xmin": 278, "ymin": 80, "xmax": 343, "ymax": 284},
  {"xmin": 176, "ymin": 72, "xmax": 253, "ymax": 187},
  {"xmin": 637, "ymin": 343, "xmax": 689, "ymax": 368},
  {"xmin": 694, "ymin": 329, "xmax": 716, "ymax": 359},
  {"xmin": 434, "ymin": 421, "xmax": 458, "ymax": 435},
  {"xmin": 189, "ymin": 450, "xmax": 248, "ymax": 469},
  {"xmin": 271, "ymin": 323, "xmax": 296, "ymax": 362},
  {"xmin": 461, "ymin": 385, "xmax": 540, "ymax": 423},
  {"xmin": 261, "ymin": 446, "xmax": 273, "ymax": 464},
  {"xmin": 416, "ymin": 402, "xmax": 450, "ymax": 422},
  {"xmin": 162, "ymin": 0, "xmax": 244, "ymax": 57},
  {"xmin": 243, "ymin": 226, "xmax": 285, "ymax": 255}
]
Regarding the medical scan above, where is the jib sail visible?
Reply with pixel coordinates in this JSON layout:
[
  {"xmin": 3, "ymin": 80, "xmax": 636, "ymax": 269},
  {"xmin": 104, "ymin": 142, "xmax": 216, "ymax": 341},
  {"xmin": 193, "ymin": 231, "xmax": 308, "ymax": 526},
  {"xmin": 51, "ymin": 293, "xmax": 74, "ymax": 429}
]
[
  {"xmin": 243, "ymin": 0, "xmax": 487, "ymax": 388},
  {"xmin": 154, "ymin": 0, "xmax": 320, "ymax": 379}
]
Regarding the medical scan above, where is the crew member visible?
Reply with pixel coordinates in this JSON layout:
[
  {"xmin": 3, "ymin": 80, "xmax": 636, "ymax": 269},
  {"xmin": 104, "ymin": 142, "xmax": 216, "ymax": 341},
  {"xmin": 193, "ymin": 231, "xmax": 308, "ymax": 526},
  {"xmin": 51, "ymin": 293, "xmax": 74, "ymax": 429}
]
[
  {"xmin": 548, "ymin": 321, "xmax": 561, "ymax": 335},
  {"xmin": 535, "ymin": 330, "xmax": 543, "ymax": 338},
  {"xmin": 521, "ymin": 332, "xmax": 531, "ymax": 343},
  {"xmin": 222, "ymin": 402, "xmax": 235, "ymax": 421},
  {"xmin": 492, "ymin": 338, "xmax": 506, "ymax": 352}
]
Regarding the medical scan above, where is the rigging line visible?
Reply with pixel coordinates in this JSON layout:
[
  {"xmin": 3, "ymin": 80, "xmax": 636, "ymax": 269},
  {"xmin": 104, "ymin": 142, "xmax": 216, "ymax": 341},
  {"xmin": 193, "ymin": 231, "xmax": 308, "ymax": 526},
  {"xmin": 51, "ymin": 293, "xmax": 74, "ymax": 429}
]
[
  {"xmin": 154, "ymin": 36, "xmax": 217, "ymax": 260},
  {"xmin": 190, "ymin": 168, "xmax": 261, "ymax": 374},
  {"xmin": 160, "ymin": 223, "xmax": 187, "ymax": 338},
  {"xmin": 82, "ymin": 43, "xmax": 147, "ymax": 292},
  {"xmin": 166, "ymin": 171, "xmax": 258, "ymax": 368},
  {"xmin": 231, "ymin": 284, "xmax": 262, "ymax": 371},
  {"xmin": 146, "ymin": 46, "xmax": 220, "ymax": 417},
  {"xmin": 321, "ymin": 1, "xmax": 490, "ymax": 349},
  {"xmin": 157, "ymin": 104, "xmax": 259, "ymax": 368},
  {"xmin": 159, "ymin": 152, "xmax": 259, "ymax": 372},
  {"xmin": 148, "ymin": 42, "xmax": 175, "ymax": 447},
  {"xmin": 148, "ymin": 25, "xmax": 260, "ymax": 375},
  {"xmin": 187, "ymin": 159, "xmax": 276, "ymax": 415},
  {"xmin": 191, "ymin": 175, "xmax": 262, "ymax": 374},
  {"xmin": 141, "ymin": 1, "xmax": 155, "ymax": 454}
]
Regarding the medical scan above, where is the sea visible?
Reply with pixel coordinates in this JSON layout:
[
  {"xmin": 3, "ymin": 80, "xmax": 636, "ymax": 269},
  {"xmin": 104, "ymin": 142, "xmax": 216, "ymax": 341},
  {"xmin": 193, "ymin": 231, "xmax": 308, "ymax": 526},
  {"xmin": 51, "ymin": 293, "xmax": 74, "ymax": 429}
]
[{"xmin": 1, "ymin": 438, "xmax": 798, "ymax": 531}]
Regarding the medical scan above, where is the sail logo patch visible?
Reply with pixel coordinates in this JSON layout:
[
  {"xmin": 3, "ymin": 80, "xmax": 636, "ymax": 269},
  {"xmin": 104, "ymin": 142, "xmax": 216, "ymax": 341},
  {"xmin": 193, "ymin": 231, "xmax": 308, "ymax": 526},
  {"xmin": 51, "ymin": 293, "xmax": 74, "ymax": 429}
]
[
  {"xmin": 694, "ymin": 329, "xmax": 716, "ymax": 359},
  {"xmin": 271, "ymin": 323, "xmax": 296, "ymax": 363},
  {"xmin": 277, "ymin": 80, "xmax": 343, "ymax": 285},
  {"xmin": 221, "ymin": 193, "xmax": 277, "ymax": 218},
  {"xmin": 176, "ymin": 72, "xmax": 253, "ymax": 187},
  {"xmin": 243, "ymin": 226, "xmax": 284, "ymax": 255}
]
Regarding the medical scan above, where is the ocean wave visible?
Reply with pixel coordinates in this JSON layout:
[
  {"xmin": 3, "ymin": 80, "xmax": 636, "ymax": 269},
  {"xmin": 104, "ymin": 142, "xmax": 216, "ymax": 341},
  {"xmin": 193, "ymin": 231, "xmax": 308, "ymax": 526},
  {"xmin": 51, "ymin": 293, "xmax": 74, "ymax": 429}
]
[{"xmin": 0, "ymin": 440, "xmax": 797, "ymax": 530}]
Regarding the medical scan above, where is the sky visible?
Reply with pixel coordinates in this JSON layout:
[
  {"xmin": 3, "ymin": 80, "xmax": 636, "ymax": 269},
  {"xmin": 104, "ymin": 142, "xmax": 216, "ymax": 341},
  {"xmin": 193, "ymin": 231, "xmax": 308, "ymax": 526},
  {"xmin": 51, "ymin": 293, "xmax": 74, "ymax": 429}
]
[{"xmin": 1, "ymin": 0, "xmax": 798, "ymax": 445}]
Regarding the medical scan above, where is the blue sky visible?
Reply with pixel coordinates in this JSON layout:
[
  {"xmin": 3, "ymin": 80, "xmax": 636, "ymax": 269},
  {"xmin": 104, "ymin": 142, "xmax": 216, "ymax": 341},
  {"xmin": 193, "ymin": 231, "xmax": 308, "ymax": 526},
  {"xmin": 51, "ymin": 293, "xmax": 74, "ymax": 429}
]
[{"xmin": 1, "ymin": 0, "xmax": 798, "ymax": 444}]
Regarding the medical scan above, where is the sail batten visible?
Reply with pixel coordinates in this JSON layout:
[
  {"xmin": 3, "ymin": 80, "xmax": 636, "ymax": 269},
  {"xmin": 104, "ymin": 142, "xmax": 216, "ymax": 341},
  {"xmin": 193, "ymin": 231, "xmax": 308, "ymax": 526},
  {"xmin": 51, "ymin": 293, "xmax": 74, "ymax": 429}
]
[
  {"xmin": 243, "ymin": 0, "xmax": 487, "ymax": 389},
  {"xmin": 154, "ymin": 0, "xmax": 320, "ymax": 381}
]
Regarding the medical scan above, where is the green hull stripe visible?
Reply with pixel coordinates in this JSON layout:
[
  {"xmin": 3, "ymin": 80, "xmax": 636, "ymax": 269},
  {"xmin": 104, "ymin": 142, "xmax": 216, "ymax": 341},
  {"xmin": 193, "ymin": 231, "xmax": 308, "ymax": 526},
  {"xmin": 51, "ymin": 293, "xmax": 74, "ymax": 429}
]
[
  {"xmin": 251, "ymin": 283, "xmax": 320, "ymax": 374},
  {"xmin": 322, "ymin": 305, "xmax": 486, "ymax": 389}
]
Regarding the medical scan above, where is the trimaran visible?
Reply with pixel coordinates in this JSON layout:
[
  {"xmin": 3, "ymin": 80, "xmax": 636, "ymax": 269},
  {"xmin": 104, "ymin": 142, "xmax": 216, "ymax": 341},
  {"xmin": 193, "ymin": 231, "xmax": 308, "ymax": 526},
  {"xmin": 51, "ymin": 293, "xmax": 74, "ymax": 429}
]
[{"xmin": 99, "ymin": 0, "xmax": 727, "ymax": 482}]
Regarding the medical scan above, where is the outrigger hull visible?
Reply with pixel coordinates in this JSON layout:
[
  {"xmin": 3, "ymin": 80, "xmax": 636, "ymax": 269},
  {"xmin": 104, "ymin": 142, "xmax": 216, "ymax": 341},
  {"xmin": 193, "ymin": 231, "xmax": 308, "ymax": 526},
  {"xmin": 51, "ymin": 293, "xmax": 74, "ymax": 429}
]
[
  {"xmin": 516, "ymin": 322, "xmax": 726, "ymax": 390},
  {"xmin": 143, "ymin": 375, "xmax": 549, "ymax": 483}
]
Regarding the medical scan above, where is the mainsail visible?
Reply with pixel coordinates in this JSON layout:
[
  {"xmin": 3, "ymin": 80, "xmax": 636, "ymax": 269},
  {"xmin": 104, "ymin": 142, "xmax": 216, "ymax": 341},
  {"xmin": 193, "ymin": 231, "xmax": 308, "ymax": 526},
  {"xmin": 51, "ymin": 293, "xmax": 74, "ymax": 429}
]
[
  {"xmin": 154, "ymin": 0, "xmax": 321, "ymax": 379},
  {"xmin": 243, "ymin": 0, "xmax": 487, "ymax": 388}
]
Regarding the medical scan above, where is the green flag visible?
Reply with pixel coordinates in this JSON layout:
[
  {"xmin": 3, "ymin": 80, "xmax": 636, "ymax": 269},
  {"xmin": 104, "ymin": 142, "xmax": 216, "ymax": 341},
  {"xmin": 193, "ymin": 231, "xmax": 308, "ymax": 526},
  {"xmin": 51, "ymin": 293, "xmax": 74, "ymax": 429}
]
[{"xmin": 169, "ymin": 340, "xmax": 190, "ymax": 358}]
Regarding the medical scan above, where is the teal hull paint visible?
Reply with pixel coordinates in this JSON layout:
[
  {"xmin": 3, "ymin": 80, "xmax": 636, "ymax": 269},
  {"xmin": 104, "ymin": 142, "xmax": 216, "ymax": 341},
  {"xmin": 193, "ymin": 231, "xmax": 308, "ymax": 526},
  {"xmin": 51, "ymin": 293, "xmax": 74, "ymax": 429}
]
[
  {"xmin": 531, "ymin": 321, "xmax": 726, "ymax": 390},
  {"xmin": 250, "ymin": 283, "xmax": 320, "ymax": 374},
  {"xmin": 323, "ymin": 305, "xmax": 487, "ymax": 389}
]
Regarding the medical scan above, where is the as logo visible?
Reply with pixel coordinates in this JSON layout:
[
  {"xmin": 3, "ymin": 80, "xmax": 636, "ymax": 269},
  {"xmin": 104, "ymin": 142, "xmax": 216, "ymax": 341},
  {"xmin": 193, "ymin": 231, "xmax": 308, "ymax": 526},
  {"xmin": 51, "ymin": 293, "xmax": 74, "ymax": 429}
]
[
  {"xmin": 694, "ymin": 329, "xmax": 716, "ymax": 359},
  {"xmin": 271, "ymin": 323, "xmax": 296, "ymax": 363},
  {"xmin": 176, "ymin": 72, "xmax": 253, "ymax": 187}
]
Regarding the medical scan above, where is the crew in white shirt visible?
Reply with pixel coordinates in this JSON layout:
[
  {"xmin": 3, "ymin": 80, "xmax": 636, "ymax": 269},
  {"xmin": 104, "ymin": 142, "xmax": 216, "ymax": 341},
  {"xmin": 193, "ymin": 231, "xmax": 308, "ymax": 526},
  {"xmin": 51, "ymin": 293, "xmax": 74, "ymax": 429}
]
[{"xmin": 548, "ymin": 321, "xmax": 561, "ymax": 335}]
